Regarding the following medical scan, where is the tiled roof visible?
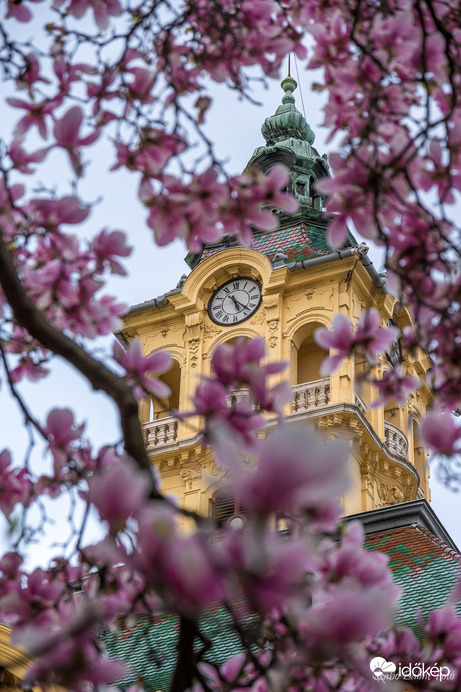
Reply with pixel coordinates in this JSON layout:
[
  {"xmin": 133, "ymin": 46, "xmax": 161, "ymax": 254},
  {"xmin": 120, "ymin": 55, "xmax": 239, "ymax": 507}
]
[
  {"xmin": 198, "ymin": 222, "xmax": 333, "ymax": 268},
  {"xmin": 104, "ymin": 606, "xmax": 256, "ymax": 692},
  {"xmin": 105, "ymin": 524, "xmax": 461, "ymax": 691},
  {"xmin": 365, "ymin": 524, "xmax": 461, "ymax": 637}
]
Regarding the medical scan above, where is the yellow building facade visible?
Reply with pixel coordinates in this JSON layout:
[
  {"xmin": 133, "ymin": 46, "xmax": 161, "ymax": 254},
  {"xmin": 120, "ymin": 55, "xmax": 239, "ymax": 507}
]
[
  {"xmin": 0, "ymin": 623, "xmax": 64, "ymax": 692},
  {"xmin": 120, "ymin": 76, "xmax": 431, "ymax": 523}
]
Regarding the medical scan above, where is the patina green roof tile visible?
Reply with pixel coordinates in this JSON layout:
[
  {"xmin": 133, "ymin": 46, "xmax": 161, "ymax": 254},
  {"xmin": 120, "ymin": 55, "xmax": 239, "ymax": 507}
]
[
  {"xmin": 365, "ymin": 525, "xmax": 461, "ymax": 637},
  {"xmin": 105, "ymin": 525, "xmax": 461, "ymax": 690}
]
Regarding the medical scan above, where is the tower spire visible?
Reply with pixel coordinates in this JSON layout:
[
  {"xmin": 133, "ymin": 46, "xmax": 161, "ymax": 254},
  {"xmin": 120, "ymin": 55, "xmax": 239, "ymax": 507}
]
[{"xmin": 260, "ymin": 74, "xmax": 314, "ymax": 146}]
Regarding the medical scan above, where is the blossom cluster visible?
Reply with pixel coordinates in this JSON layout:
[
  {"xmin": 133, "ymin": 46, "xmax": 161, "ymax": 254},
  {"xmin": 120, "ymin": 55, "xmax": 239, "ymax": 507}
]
[
  {"xmin": 141, "ymin": 165, "xmax": 297, "ymax": 251},
  {"xmin": 0, "ymin": 413, "xmax": 404, "ymax": 690},
  {"xmin": 187, "ymin": 337, "xmax": 291, "ymax": 452},
  {"xmin": 296, "ymin": 0, "xmax": 461, "ymax": 412}
]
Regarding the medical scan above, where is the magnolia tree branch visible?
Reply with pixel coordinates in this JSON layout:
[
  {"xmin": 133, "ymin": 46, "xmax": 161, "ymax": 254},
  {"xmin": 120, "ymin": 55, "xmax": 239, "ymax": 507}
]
[
  {"xmin": 0, "ymin": 232, "xmax": 155, "ymax": 482},
  {"xmin": 169, "ymin": 616, "xmax": 199, "ymax": 692}
]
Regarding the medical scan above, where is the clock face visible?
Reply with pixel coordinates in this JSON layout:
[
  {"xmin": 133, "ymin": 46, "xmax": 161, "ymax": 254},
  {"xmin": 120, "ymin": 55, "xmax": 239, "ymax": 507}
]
[{"xmin": 208, "ymin": 277, "xmax": 262, "ymax": 325}]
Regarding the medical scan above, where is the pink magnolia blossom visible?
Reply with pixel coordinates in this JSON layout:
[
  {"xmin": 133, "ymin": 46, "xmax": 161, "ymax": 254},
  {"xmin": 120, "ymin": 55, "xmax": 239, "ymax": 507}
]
[
  {"xmin": 17, "ymin": 53, "xmax": 49, "ymax": 92},
  {"xmin": 414, "ymin": 139, "xmax": 461, "ymax": 205},
  {"xmin": 191, "ymin": 379, "xmax": 228, "ymax": 417},
  {"xmin": 315, "ymin": 310, "xmax": 399, "ymax": 374},
  {"xmin": 143, "ymin": 166, "xmax": 296, "ymax": 251},
  {"xmin": 134, "ymin": 504, "xmax": 224, "ymax": 614},
  {"xmin": 53, "ymin": 58, "xmax": 96, "ymax": 96},
  {"xmin": 300, "ymin": 582, "xmax": 398, "ymax": 655},
  {"xmin": 10, "ymin": 356, "xmax": 48, "ymax": 383},
  {"xmin": 52, "ymin": 0, "xmax": 122, "ymax": 30},
  {"xmin": 5, "ymin": 0, "xmax": 43, "ymax": 22},
  {"xmin": 18, "ymin": 611, "xmax": 126, "ymax": 692},
  {"xmin": 82, "ymin": 453, "xmax": 151, "ymax": 532},
  {"xmin": 211, "ymin": 337, "xmax": 285, "ymax": 390},
  {"xmin": 216, "ymin": 528, "xmax": 315, "ymax": 613},
  {"xmin": 53, "ymin": 106, "xmax": 99, "ymax": 175},
  {"xmin": 187, "ymin": 338, "xmax": 288, "ymax": 451},
  {"xmin": 420, "ymin": 410, "xmax": 461, "ymax": 456},
  {"xmin": 111, "ymin": 129, "xmax": 186, "ymax": 178},
  {"xmin": 43, "ymin": 408, "xmax": 84, "ymax": 470},
  {"xmin": 0, "ymin": 450, "xmax": 32, "ymax": 516},
  {"xmin": 371, "ymin": 366, "xmax": 420, "ymax": 408},
  {"xmin": 29, "ymin": 195, "xmax": 89, "ymax": 228},
  {"xmin": 0, "ymin": 567, "xmax": 64, "ymax": 627},
  {"xmin": 8, "ymin": 139, "xmax": 49, "ymax": 173},
  {"xmin": 7, "ymin": 96, "xmax": 62, "ymax": 139},
  {"xmin": 187, "ymin": 378, "xmax": 265, "ymax": 453},
  {"xmin": 222, "ymin": 166, "xmax": 298, "ymax": 245},
  {"xmin": 229, "ymin": 425, "xmax": 348, "ymax": 519},
  {"xmin": 315, "ymin": 153, "xmax": 376, "ymax": 247},
  {"xmin": 425, "ymin": 604, "xmax": 461, "ymax": 665},
  {"xmin": 199, "ymin": 653, "xmax": 247, "ymax": 692},
  {"xmin": 320, "ymin": 523, "xmax": 395, "ymax": 591},
  {"xmin": 113, "ymin": 339, "xmax": 172, "ymax": 399},
  {"xmin": 92, "ymin": 229, "xmax": 131, "ymax": 275},
  {"xmin": 65, "ymin": 292, "xmax": 126, "ymax": 338}
]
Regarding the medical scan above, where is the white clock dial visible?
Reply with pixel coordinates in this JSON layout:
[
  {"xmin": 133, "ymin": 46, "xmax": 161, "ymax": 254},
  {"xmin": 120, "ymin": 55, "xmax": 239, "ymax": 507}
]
[{"xmin": 208, "ymin": 277, "xmax": 262, "ymax": 325}]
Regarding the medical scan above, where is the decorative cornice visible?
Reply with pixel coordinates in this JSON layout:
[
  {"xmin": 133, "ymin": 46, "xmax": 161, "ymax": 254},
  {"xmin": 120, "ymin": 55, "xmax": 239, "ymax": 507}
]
[{"xmin": 345, "ymin": 499, "xmax": 459, "ymax": 553}]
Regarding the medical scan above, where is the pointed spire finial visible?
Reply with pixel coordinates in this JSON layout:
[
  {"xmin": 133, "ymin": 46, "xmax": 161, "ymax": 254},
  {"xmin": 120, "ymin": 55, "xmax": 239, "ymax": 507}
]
[
  {"xmin": 259, "ymin": 65, "xmax": 314, "ymax": 146},
  {"xmin": 281, "ymin": 74, "xmax": 297, "ymax": 106}
]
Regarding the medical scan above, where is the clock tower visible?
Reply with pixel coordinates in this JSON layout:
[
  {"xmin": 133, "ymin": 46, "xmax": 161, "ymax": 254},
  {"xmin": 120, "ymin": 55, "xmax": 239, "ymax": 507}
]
[{"xmin": 120, "ymin": 75, "xmax": 431, "ymax": 522}]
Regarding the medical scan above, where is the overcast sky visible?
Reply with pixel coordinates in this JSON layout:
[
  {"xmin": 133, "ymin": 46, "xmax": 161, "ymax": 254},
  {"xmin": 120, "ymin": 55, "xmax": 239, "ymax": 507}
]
[{"xmin": 0, "ymin": 18, "xmax": 459, "ymax": 561}]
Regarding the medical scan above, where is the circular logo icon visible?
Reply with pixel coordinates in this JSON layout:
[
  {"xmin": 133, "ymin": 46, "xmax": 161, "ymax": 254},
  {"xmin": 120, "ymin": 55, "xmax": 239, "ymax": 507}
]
[{"xmin": 370, "ymin": 657, "xmax": 397, "ymax": 679}]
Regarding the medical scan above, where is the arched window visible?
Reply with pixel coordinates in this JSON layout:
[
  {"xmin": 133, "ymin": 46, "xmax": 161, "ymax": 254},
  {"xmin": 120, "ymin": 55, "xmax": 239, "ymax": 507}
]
[
  {"xmin": 291, "ymin": 323, "xmax": 328, "ymax": 386},
  {"xmin": 142, "ymin": 358, "xmax": 181, "ymax": 422},
  {"xmin": 291, "ymin": 323, "xmax": 329, "ymax": 412},
  {"xmin": 297, "ymin": 333, "xmax": 325, "ymax": 384}
]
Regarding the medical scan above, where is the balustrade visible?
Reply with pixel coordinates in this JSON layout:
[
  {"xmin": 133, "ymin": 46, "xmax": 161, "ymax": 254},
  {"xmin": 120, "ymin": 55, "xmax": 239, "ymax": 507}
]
[
  {"xmin": 384, "ymin": 422, "xmax": 408, "ymax": 458},
  {"xmin": 291, "ymin": 379, "xmax": 330, "ymax": 413},
  {"xmin": 143, "ymin": 416, "xmax": 178, "ymax": 447}
]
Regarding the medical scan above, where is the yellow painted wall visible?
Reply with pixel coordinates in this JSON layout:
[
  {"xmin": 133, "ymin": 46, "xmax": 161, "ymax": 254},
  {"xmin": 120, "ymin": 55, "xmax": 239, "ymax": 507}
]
[{"xmin": 122, "ymin": 245, "xmax": 431, "ymax": 520}]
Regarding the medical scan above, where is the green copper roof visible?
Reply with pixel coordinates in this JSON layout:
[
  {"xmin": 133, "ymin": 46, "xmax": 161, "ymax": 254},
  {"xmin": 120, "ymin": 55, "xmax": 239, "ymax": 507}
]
[
  {"xmin": 105, "ymin": 525, "xmax": 461, "ymax": 691},
  {"xmin": 246, "ymin": 75, "xmax": 329, "ymax": 187},
  {"xmin": 365, "ymin": 524, "xmax": 461, "ymax": 637},
  {"xmin": 183, "ymin": 76, "xmax": 337, "ymax": 270},
  {"xmin": 261, "ymin": 75, "xmax": 314, "ymax": 146},
  {"xmin": 104, "ymin": 607, "xmax": 258, "ymax": 692}
]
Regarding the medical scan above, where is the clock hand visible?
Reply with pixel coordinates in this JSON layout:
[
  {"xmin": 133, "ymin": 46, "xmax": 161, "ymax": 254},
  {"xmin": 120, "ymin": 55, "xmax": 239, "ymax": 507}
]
[
  {"xmin": 230, "ymin": 295, "xmax": 244, "ymax": 312},
  {"xmin": 230, "ymin": 295, "xmax": 248, "ymax": 312}
]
